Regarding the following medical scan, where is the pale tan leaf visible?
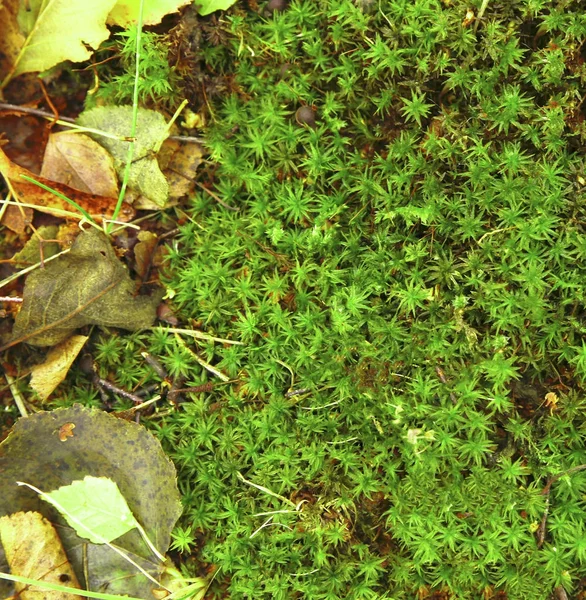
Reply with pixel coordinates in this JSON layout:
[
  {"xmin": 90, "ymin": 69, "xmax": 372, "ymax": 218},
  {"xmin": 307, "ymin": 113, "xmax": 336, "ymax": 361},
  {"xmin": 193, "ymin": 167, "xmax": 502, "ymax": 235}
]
[
  {"xmin": 30, "ymin": 335, "xmax": 88, "ymax": 401},
  {"xmin": 41, "ymin": 133, "xmax": 119, "ymax": 198},
  {"xmin": 0, "ymin": 511, "xmax": 82, "ymax": 600}
]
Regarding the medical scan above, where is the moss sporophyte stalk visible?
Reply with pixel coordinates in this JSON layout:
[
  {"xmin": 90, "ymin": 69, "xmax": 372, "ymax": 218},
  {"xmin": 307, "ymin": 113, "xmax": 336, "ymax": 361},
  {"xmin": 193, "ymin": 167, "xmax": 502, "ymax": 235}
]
[{"xmin": 39, "ymin": 0, "xmax": 586, "ymax": 599}]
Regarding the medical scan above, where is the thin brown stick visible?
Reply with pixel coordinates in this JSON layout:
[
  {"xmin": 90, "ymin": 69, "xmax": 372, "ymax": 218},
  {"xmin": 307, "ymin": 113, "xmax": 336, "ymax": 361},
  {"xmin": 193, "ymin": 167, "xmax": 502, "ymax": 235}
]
[{"xmin": 194, "ymin": 180, "xmax": 238, "ymax": 212}]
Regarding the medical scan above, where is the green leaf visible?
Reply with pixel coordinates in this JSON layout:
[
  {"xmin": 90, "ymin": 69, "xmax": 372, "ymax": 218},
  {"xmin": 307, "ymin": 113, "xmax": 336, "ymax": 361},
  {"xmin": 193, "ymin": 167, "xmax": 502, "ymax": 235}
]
[
  {"xmin": 77, "ymin": 106, "xmax": 169, "ymax": 207},
  {"xmin": 107, "ymin": 0, "xmax": 191, "ymax": 27},
  {"xmin": 43, "ymin": 476, "xmax": 139, "ymax": 544},
  {"xmin": 5, "ymin": 228, "xmax": 161, "ymax": 349},
  {"xmin": 8, "ymin": 0, "xmax": 118, "ymax": 82},
  {"xmin": 195, "ymin": 0, "xmax": 238, "ymax": 17}
]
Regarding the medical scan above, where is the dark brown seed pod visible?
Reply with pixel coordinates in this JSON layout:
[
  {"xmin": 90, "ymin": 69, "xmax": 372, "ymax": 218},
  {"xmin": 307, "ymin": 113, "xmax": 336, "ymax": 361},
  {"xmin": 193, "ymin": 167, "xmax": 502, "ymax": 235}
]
[
  {"xmin": 295, "ymin": 106, "xmax": 317, "ymax": 128},
  {"xmin": 265, "ymin": 0, "xmax": 287, "ymax": 14}
]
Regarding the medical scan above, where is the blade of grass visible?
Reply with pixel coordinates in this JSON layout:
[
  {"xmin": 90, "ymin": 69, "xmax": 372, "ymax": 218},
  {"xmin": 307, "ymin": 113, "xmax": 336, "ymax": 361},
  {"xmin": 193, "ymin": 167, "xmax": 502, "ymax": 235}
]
[
  {"xmin": 19, "ymin": 175, "xmax": 97, "ymax": 225},
  {"xmin": 108, "ymin": 0, "xmax": 145, "ymax": 232},
  {"xmin": 0, "ymin": 572, "xmax": 145, "ymax": 600}
]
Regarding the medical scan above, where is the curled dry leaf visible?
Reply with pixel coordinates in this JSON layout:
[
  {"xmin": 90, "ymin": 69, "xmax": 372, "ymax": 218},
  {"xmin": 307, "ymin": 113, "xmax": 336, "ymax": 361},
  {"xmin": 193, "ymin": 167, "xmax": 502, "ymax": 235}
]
[
  {"xmin": 0, "ymin": 146, "xmax": 134, "ymax": 222},
  {"xmin": 40, "ymin": 132, "xmax": 119, "ymax": 198},
  {"xmin": 29, "ymin": 335, "xmax": 89, "ymax": 401},
  {"xmin": 0, "ymin": 511, "xmax": 82, "ymax": 600},
  {"xmin": 2, "ymin": 228, "xmax": 162, "ymax": 349},
  {"xmin": 158, "ymin": 138, "xmax": 203, "ymax": 200}
]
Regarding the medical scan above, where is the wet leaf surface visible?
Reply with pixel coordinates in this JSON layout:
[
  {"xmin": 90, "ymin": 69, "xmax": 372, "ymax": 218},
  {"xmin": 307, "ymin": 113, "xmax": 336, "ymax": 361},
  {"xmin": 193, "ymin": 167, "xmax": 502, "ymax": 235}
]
[
  {"xmin": 3, "ymin": 228, "xmax": 161, "ymax": 348},
  {"xmin": 0, "ymin": 405, "xmax": 182, "ymax": 598}
]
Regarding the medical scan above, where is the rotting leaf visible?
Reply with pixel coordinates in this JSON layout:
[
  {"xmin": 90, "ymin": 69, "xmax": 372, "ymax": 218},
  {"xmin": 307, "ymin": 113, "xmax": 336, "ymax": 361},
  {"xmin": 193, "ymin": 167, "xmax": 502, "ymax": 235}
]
[
  {"xmin": 12, "ymin": 225, "xmax": 60, "ymax": 265},
  {"xmin": 29, "ymin": 335, "xmax": 88, "ymax": 401},
  {"xmin": 0, "ymin": 405, "xmax": 182, "ymax": 599},
  {"xmin": 0, "ymin": 0, "xmax": 118, "ymax": 88},
  {"xmin": 76, "ymin": 106, "xmax": 169, "ymax": 207},
  {"xmin": 0, "ymin": 511, "xmax": 82, "ymax": 600},
  {"xmin": 3, "ymin": 228, "xmax": 162, "ymax": 349},
  {"xmin": 134, "ymin": 231, "xmax": 159, "ymax": 281},
  {"xmin": 158, "ymin": 138, "xmax": 203, "ymax": 200},
  {"xmin": 0, "ymin": 146, "xmax": 135, "ymax": 223},
  {"xmin": 107, "ymin": 0, "xmax": 191, "ymax": 27},
  {"xmin": 40, "ymin": 132, "xmax": 119, "ymax": 198}
]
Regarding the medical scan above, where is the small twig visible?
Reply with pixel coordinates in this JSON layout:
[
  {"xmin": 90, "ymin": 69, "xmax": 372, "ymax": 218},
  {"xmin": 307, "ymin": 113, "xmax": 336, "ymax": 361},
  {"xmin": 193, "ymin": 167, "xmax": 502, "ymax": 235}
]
[
  {"xmin": 537, "ymin": 464, "xmax": 586, "ymax": 547},
  {"xmin": 173, "ymin": 333, "xmax": 230, "ymax": 381},
  {"xmin": 94, "ymin": 377, "xmax": 145, "ymax": 404},
  {"xmin": 0, "ymin": 296, "xmax": 22, "ymax": 302},
  {"xmin": 194, "ymin": 180, "xmax": 238, "ymax": 212},
  {"xmin": 0, "ymin": 104, "xmax": 206, "ymax": 144}
]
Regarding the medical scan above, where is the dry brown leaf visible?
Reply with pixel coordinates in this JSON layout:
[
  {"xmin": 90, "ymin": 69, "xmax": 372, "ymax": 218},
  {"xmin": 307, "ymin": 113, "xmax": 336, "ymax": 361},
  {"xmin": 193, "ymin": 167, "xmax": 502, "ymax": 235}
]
[
  {"xmin": 0, "ymin": 511, "xmax": 82, "ymax": 600},
  {"xmin": 134, "ymin": 231, "xmax": 159, "ymax": 280},
  {"xmin": 0, "ymin": 146, "xmax": 134, "ymax": 222},
  {"xmin": 158, "ymin": 138, "xmax": 203, "ymax": 199},
  {"xmin": 41, "ymin": 132, "xmax": 119, "ymax": 198},
  {"xmin": 30, "ymin": 335, "xmax": 88, "ymax": 401},
  {"xmin": 1, "ymin": 203, "xmax": 33, "ymax": 233}
]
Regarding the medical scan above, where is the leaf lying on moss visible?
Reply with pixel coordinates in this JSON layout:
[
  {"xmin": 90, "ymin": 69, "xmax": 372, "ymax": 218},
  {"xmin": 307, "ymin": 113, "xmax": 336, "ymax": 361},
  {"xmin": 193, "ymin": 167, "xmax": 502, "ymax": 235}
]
[
  {"xmin": 0, "ymin": 511, "xmax": 82, "ymax": 600},
  {"xmin": 29, "ymin": 335, "xmax": 88, "ymax": 401},
  {"xmin": 76, "ymin": 106, "xmax": 170, "ymax": 207},
  {"xmin": 3, "ymin": 229, "xmax": 161, "ymax": 349}
]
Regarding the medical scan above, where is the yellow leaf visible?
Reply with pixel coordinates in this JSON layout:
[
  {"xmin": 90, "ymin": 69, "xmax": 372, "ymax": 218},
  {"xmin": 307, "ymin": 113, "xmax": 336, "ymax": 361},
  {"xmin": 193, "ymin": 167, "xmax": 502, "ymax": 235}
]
[
  {"xmin": 30, "ymin": 335, "xmax": 88, "ymax": 401},
  {"xmin": 2, "ymin": 0, "xmax": 119, "ymax": 87},
  {"xmin": 0, "ymin": 511, "xmax": 82, "ymax": 600},
  {"xmin": 107, "ymin": 0, "xmax": 191, "ymax": 27}
]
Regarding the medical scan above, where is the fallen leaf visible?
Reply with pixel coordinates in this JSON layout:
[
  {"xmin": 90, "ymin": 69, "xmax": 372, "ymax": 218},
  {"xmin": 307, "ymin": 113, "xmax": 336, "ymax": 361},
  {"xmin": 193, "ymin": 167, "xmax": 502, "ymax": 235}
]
[
  {"xmin": 158, "ymin": 138, "xmax": 203, "ymax": 199},
  {"xmin": 134, "ymin": 230, "xmax": 159, "ymax": 280},
  {"xmin": 3, "ymin": 228, "xmax": 162, "ymax": 348},
  {"xmin": 0, "ymin": 511, "xmax": 82, "ymax": 600},
  {"xmin": 43, "ymin": 476, "xmax": 140, "ymax": 544},
  {"xmin": 1, "ymin": 0, "xmax": 119, "ymax": 87},
  {"xmin": 0, "ymin": 0, "xmax": 25, "ymax": 85},
  {"xmin": 0, "ymin": 146, "xmax": 134, "ymax": 222},
  {"xmin": 40, "ymin": 132, "xmax": 119, "ymax": 198},
  {"xmin": 107, "ymin": 0, "xmax": 191, "ymax": 27},
  {"xmin": 1, "ymin": 204, "xmax": 33, "ymax": 234},
  {"xmin": 0, "ymin": 405, "xmax": 182, "ymax": 599},
  {"xmin": 30, "ymin": 335, "xmax": 88, "ymax": 401},
  {"xmin": 196, "ymin": 0, "xmax": 238, "ymax": 16},
  {"xmin": 77, "ymin": 106, "xmax": 170, "ymax": 207},
  {"xmin": 12, "ymin": 225, "xmax": 60, "ymax": 264}
]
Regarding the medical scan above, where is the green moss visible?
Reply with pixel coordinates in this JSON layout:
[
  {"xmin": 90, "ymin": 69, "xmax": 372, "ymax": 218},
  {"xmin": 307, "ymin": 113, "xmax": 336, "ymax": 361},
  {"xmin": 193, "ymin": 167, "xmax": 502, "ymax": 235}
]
[{"xmin": 51, "ymin": 0, "xmax": 586, "ymax": 598}]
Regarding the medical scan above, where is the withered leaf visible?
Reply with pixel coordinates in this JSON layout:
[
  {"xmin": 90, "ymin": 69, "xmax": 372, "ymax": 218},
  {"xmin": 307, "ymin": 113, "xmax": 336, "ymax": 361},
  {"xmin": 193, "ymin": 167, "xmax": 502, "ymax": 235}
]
[
  {"xmin": 76, "ymin": 106, "xmax": 169, "ymax": 207},
  {"xmin": 4, "ymin": 229, "xmax": 162, "ymax": 348},
  {"xmin": 30, "ymin": 335, "xmax": 89, "ymax": 401},
  {"xmin": 0, "ymin": 511, "xmax": 82, "ymax": 600},
  {"xmin": 40, "ymin": 132, "xmax": 119, "ymax": 198},
  {"xmin": 0, "ymin": 146, "xmax": 134, "ymax": 222}
]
